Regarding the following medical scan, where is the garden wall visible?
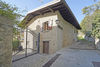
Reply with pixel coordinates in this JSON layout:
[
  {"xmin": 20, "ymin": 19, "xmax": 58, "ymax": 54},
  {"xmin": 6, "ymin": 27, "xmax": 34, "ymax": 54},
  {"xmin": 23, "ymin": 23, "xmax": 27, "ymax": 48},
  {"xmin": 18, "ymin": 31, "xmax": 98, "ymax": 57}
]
[{"xmin": 0, "ymin": 16, "xmax": 13, "ymax": 67}]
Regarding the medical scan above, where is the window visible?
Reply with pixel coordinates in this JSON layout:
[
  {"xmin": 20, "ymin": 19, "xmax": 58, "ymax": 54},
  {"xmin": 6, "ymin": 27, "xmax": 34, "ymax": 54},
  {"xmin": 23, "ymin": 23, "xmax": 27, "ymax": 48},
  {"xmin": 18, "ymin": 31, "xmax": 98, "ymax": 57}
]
[
  {"xmin": 43, "ymin": 21, "xmax": 48, "ymax": 30},
  {"xmin": 42, "ymin": 21, "xmax": 52, "ymax": 31}
]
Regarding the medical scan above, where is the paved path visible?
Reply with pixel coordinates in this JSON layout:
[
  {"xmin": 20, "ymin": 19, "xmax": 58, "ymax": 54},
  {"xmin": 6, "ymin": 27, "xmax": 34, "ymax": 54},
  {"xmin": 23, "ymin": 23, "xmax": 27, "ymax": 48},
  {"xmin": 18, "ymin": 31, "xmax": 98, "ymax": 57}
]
[
  {"xmin": 69, "ymin": 41, "xmax": 96, "ymax": 50},
  {"xmin": 12, "ymin": 41, "xmax": 100, "ymax": 67},
  {"xmin": 43, "ymin": 54, "xmax": 61, "ymax": 67},
  {"xmin": 12, "ymin": 48, "xmax": 100, "ymax": 67},
  {"xmin": 12, "ymin": 53, "xmax": 56, "ymax": 67},
  {"xmin": 51, "ymin": 48, "xmax": 100, "ymax": 67}
]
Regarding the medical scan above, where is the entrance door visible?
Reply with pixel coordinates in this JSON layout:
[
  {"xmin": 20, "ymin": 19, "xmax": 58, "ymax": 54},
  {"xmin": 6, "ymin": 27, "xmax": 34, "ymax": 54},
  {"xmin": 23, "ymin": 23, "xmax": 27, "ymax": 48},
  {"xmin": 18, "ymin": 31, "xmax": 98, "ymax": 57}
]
[{"xmin": 43, "ymin": 41, "xmax": 49, "ymax": 54}]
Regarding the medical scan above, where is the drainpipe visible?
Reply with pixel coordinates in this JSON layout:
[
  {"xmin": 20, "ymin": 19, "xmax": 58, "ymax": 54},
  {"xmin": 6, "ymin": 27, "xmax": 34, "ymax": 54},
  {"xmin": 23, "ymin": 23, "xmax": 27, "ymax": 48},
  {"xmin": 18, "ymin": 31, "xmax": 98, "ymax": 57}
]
[
  {"xmin": 37, "ymin": 33, "xmax": 40, "ymax": 53},
  {"xmin": 25, "ymin": 27, "xmax": 28, "ymax": 57}
]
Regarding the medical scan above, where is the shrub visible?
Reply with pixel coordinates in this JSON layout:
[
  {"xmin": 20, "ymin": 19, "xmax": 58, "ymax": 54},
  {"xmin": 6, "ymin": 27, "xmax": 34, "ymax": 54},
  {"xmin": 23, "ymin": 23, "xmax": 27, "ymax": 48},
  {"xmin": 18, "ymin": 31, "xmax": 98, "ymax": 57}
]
[
  {"xmin": 12, "ymin": 40, "xmax": 20, "ymax": 51},
  {"xmin": 78, "ymin": 36, "xmax": 84, "ymax": 40}
]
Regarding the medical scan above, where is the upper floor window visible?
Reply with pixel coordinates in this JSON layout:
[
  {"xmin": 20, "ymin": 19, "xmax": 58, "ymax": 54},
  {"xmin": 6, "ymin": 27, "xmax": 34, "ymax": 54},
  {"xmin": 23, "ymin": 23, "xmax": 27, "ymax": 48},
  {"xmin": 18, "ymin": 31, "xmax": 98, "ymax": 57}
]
[
  {"xmin": 43, "ymin": 21, "xmax": 49, "ymax": 30},
  {"xmin": 42, "ymin": 21, "xmax": 52, "ymax": 31}
]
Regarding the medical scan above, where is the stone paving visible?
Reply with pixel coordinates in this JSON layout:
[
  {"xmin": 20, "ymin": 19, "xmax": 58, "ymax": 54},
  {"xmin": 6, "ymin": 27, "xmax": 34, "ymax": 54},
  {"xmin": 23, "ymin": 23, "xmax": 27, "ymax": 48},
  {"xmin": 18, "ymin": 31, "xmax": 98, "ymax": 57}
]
[
  {"xmin": 12, "ymin": 41, "xmax": 100, "ymax": 67},
  {"xmin": 43, "ymin": 54, "xmax": 61, "ymax": 67},
  {"xmin": 12, "ymin": 53, "xmax": 56, "ymax": 67},
  {"xmin": 12, "ymin": 49, "xmax": 37, "ymax": 61},
  {"xmin": 69, "ymin": 41, "xmax": 96, "ymax": 50},
  {"xmin": 51, "ymin": 48, "xmax": 100, "ymax": 67}
]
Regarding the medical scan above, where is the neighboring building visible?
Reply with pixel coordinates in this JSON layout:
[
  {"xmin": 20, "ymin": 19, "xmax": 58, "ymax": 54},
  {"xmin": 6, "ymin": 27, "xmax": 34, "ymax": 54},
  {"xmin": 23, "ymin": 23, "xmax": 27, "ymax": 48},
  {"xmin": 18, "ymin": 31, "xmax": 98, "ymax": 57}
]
[{"xmin": 21, "ymin": 0, "xmax": 81, "ymax": 54}]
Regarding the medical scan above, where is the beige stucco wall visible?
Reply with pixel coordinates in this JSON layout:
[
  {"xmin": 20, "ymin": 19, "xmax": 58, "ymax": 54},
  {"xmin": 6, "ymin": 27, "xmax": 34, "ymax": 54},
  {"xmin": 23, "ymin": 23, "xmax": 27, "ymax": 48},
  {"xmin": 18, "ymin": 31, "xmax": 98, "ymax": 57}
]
[
  {"xmin": 23, "ymin": 11, "xmax": 78, "ymax": 54},
  {"xmin": 0, "ymin": 16, "xmax": 13, "ymax": 67}
]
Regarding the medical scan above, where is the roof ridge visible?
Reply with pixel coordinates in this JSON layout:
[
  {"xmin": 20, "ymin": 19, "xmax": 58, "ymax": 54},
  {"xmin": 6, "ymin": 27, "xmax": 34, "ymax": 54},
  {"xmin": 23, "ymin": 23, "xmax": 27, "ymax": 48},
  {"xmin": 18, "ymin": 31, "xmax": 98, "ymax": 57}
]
[{"xmin": 27, "ymin": 0, "xmax": 62, "ymax": 14}]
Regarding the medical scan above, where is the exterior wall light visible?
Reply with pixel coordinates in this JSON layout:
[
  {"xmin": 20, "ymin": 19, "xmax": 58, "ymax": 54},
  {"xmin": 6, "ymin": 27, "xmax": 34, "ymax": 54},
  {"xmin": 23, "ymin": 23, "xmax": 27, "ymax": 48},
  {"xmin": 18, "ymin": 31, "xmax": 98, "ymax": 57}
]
[{"xmin": 56, "ymin": 19, "xmax": 60, "ymax": 24}]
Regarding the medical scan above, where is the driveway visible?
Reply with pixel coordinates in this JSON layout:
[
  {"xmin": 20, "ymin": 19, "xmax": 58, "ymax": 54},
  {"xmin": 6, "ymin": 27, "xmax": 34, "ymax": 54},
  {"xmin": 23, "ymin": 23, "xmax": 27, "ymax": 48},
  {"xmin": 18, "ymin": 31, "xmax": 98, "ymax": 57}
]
[
  {"xmin": 12, "ymin": 41, "xmax": 100, "ymax": 67},
  {"xmin": 51, "ymin": 48, "xmax": 100, "ymax": 67}
]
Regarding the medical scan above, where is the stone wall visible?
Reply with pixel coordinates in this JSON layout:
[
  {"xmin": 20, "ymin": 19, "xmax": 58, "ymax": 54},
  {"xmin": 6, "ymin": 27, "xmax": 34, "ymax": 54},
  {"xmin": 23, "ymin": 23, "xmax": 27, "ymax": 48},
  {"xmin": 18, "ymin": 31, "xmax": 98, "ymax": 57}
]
[
  {"xmin": 57, "ymin": 11, "xmax": 78, "ymax": 47},
  {"xmin": 0, "ymin": 16, "xmax": 13, "ymax": 67},
  {"xmin": 23, "ymin": 11, "xmax": 78, "ymax": 54},
  {"xmin": 23, "ymin": 12, "xmax": 58, "ymax": 54}
]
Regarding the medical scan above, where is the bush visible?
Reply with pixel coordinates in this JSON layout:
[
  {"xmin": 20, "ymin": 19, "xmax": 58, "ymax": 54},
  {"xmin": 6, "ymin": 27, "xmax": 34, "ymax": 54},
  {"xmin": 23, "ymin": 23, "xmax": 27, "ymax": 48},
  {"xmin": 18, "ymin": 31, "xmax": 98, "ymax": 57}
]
[
  {"xmin": 78, "ymin": 36, "xmax": 83, "ymax": 40},
  {"xmin": 78, "ymin": 36, "xmax": 86, "ymax": 41},
  {"xmin": 12, "ymin": 40, "xmax": 20, "ymax": 51}
]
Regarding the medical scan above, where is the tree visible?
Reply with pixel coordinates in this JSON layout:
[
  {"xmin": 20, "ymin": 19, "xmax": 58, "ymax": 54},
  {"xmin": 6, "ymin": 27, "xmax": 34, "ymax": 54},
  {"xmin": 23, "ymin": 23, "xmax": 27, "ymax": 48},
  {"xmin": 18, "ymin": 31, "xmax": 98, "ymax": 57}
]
[
  {"xmin": 0, "ymin": 0, "xmax": 21, "ymax": 20},
  {"xmin": 80, "ymin": 15, "xmax": 93, "ymax": 33},
  {"xmin": 82, "ymin": 1, "xmax": 100, "ymax": 15},
  {"xmin": 0, "ymin": 0, "xmax": 24, "ymax": 51},
  {"xmin": 92, "ymin": 10, "xmax": 100, "ymax": 38},
  {"xmin": 0, "ymin": 0, "xmax": 23, "ymax": 35},
  {"xmin": 81, "ymin": 4, "xmax": 100, "ymax": 39}
]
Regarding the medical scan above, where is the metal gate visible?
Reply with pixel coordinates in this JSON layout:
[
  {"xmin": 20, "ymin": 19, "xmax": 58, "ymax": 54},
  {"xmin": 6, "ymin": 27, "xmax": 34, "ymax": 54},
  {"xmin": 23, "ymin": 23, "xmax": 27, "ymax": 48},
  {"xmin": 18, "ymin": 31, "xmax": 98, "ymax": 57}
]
[{"xmin": 12, "ymin": 28, "xmax": 40, "ymax": 62}]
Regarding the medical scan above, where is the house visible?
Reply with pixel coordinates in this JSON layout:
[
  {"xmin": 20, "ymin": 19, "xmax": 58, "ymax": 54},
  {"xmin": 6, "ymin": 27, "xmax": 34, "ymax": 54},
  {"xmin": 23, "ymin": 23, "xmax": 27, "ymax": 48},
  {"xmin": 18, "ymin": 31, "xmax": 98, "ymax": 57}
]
[{"xmin": 21, "ymin": 0, "xmax": 81, "ymax": 54}]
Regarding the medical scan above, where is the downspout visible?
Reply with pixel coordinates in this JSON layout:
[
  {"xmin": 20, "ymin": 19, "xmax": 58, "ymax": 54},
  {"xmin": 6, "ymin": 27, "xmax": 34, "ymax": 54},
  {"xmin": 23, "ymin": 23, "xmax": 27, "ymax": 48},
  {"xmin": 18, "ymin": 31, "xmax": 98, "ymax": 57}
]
[
  {"xmin": 25, "ymin": 27, "xmax": 28, "ymax": 57},
  {"xmin": 37, "ymin": 33, "xmax": 40, "ymax": 53}
]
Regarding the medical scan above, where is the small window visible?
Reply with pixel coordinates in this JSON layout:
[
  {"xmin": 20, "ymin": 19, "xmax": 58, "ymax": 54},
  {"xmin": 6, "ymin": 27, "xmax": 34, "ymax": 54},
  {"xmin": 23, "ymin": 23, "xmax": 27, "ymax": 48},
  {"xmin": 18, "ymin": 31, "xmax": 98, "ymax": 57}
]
[
  {"xmin": 43, "ymin": 21, "xmax": 48, "ymax": 30},
  {"xmin": 42, "ymin": 21, "xmax": 52, "ymax": 31}
]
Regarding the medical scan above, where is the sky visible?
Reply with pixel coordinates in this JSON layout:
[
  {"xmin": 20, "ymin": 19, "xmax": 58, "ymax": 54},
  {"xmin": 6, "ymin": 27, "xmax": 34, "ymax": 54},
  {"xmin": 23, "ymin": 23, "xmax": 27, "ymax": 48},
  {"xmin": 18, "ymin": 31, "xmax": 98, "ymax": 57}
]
[{"xmin": 2, "ymin": 0, "xmax": 98, "ymax": 23}]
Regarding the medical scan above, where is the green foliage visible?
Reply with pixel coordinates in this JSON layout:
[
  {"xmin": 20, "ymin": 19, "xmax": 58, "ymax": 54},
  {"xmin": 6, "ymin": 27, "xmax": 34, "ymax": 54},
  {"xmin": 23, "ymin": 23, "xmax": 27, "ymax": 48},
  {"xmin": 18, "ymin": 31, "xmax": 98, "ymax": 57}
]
[
  {"xmin": 92, "ymin": 10, "xmax": 100, "ymax": 38},
  {"xmin": 78, "ymin": 36, "xmax": 84, "ymax": 40},
  {"xmin": 86, "ymin": 31, "xmax": 92, "ymax": 37},
  {"xmin": 82, "ymin": 1, "xmax": 100, "ymax": 15},
  {"xmin": 81, "ymin": 1, "xmax": 100, "ymax": 39},
  {"xmin": 80, "ymin": 15, "xmax": 93, "ymax": 33},
  {"xmin": 18, "ymin": 15, "xmax": 30, "ymax": 28},
  {"xmin": 18, "ymin": 19, "xmax": 26, "ymax": 28},
  {"xmin": 12, "ymin": 39, "xmax": 20, "ymax": 51},
  {"xmin": 0, "ymin": 0, "xmax": 21, "ymax": 20},
  {"xmin": 0, "ymin": 0, "xmax": 23, "ymax": 37},
  {"xmin": 81, "ymin": 10, "xmax": 100, "ymax": 39}
]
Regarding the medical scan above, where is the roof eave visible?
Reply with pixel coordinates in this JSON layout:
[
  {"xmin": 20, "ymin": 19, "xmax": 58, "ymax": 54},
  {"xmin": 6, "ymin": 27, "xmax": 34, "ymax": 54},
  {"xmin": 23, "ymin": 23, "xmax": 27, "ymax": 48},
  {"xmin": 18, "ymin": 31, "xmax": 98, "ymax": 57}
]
[{"xmin": 22, "ymin": 0, "xmax": 81, "ymax": 29}]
